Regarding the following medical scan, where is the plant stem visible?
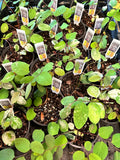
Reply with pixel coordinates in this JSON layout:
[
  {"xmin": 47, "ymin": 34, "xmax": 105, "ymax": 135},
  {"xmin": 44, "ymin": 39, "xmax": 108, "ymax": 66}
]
[{"xmin": 11, "ymin": 80, "xmax": 17, "ymax": 91}]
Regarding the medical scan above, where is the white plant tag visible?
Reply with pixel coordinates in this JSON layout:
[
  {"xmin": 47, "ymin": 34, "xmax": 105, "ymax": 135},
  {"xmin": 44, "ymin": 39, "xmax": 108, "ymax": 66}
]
[
  {"xmin": 0, "ymin": 99, "xmax": 13, "ymax": 110},
  {"xmin": 50, "ymin": 0, "xmax": 58, "ymax": 12},
  {"xmin": 2, "ymin": 62, "xmax": 12, "ymax": 72},
  {"xmin": 74, "ymin": 3, "xmax": 84, "ymax": 25},
  {"xmin": 110, "ymin": 75, "xmax": 117, "ymax": 85},
  {"xmin": 16, "ymin": 29, "xmax": 27, "ymax": 47},
  {"xmin": 94, "ymin": 18, "xmax": 104, "ymax": 34},
  {"xmin": 83, "ymin": 27, "xmax": 94, "ymax": 50},
  {"xmin": 51, "ymin": 77, "xmax": 62, "ymax": 94},
  {"xmin": 20, "ymin": 7, "xmax": 29, "ymax": 25},
  {"xmin": 105, "ymin": 39, "xmax": 120, "ymax": 59},
  {"xmin": 88, "ymin": 0, "xmax": 98, "ymax": 16},
  {"xmin": 35, "ymin": 42, "xmax": 47, "ymax": 61},
  {"xmin": 73, "ymin": 59, "xmax": 85, "ymax": 75},
  {"xmin": 49, "ymin": 19, "xmax": 58, "ymax": 37}
]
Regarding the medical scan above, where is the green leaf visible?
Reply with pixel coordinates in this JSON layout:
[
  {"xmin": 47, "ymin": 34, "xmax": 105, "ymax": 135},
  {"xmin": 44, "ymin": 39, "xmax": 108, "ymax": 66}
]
[
  {"xmin": 87, "ymin": 86, "xmax": 100, "ymax": 98},
  {"xmin": 112, "ymin": 133, "xmax": 120, "ymax": 148},
  {"xmin": 109, "ymin": 0, "xmax": 117, "ymax": 7},
  {"xmin": 113, "ymin": 151, "xmax": 120, "ymax": 160},
  {"xmin": 20, "ymin": 76, "xmax": 34, "ymax": 84},
  {"xmin": 45, "ymin": 134, "xmax": 55, "ymax": 148},
  {"xmin": 88, "ymin": 72, "xmax": 103, "ymax": 82},
  {"xmin": 43, "ymin": 62, "xmax": 54, "ymax": 72},
  {"xmin": 99, "ymin": 126, "xmax": 113, "ymax": 139},
  {"xmin": 65, "ymin": 62, "xmax": 74, "ymax": 71},
  {"xmin": 55, "ymin": 135, "xmax": 67, "ymax": 149},
  {"xmin": 54, "ymin": 146, "xmax": 63, "ymax": 160},
  {"xmin": 43, "ymin": 150, "xmax": 53, "ymax": 160},
  {"xmin": 33, "ymin": 97, "xmax": 42, "ymax": 106},
  {"xmin": 54, "ymin": 41, "xmax": 66, "ymax": 50},
  {"xmin": 91, "ymin": 48, "xmax": 101, "ymax": 61},
  {"xmin": 88, "ymin": 102, "xmax": 101, "ymax": 124},
  {"xmin": 50, "ymin": 19, "xmax": 57, "ymax": 29},
  {"xmin": 60, "ymin": 106, "xmax": 71, "ymax": 119},
  {"xmin": 31, "ymin": 141, "xmax": 44, "ymax": 154},
  {"xmin": 1, "ymin": 23, "xmax": 9, "ymax": 33},
  {"xmin": 8, "ymin": 14, "xmax": 17, "ymax": 22},
  {"xmin": 58, "ymin": 119, "xmax": 68, "ymax": 132},
  {"xmin": 61, "ymin": 96, "xmax": 75, "ymax": 106},
  {"xmin": 108, "ymin": 112, "xmax": 117, "ymax": 120},
  {"xmin": 55, "ymin": 32, "xmax": 63, "ymax": 41},
  {"xmin": 11, "ymin": 61, "xmax": 29, "ymax": 76},
  {"xmin": 114, "ymin": 12, "xmax": 120, "ymax": 21},
  {"xmin": 55, "ymin": 68, "xmax": 65, "ymax": 76},
  {"xmin": 84, "ymin": 141, "xmax": 92, "ymax": 151},
  {"xmin": 25, "ymin": 83, "xmax": 31, "ymax": 99},
  {"xmin": 25, "ymin": 43, "xmax": 34, "ymax": 52},
  {"xmin": 47, "ymin": 122, "xmax": 59, "ymax": 135},
  {"xmin": 112, "ymin": 63, "xmax": 120, "ymax": 69},
  {"xmin": 30, "ymin": 34, "xmax": 43, "ymax": 43},
  {"xmin": 1, "ymin": 72, "xmax": 15, "ymax": 83},
  {"xmin": 108, "ymin": 21, "xmax": 116, "ymax": 31},
  {"xmin": 29, "ymin": 8, "xmax": 36, "ymax": 19},
  {"xmin": 14, "ymin": 44, "xmax": 19, "ymax": 52},
  {"xmin": 0, "ymin": 89, "xmax": 9, "ymax": 99},
  {"xmin": 93, "ymin": 142, "xmax": 108, "ymax": 159},
  {"xmin": 63, "ymin": 8, "xmax": 72, "ymax": 20},
  {"xmin": 11, "ymin": 116, "xmax": 22, "ymax": 129},
  {"xmin": 26, "ymin": 108, "xmax": 36, "ymax": 121},
  {"xmin": 21, "ymin": 25, "xmax": 32, "ymax": 35},
  {"xmin": 4, "ymin": 32, "xmax": 13, "ymax": 40},
  {"xmin": 73, "ymin": 102, "xmax": 88, "ymax": 129},
  {"xmin": 60, "ymin": 23, "xmax": 69, "ymax": 29},
  {"xmin": 54, "ymin": 5, "xmax": 66, "ymax": 17},
  {"xmin": 16, "ymin": 157, "xmax": 26, "ymax": 160},
  {"xmin": 38, "ymin": 23, "xmax": 51, "ymax": 31},
  {"xmin": 0, "ymin": 149, "xmax": 15, "ymax": 160},
  {"xmin": 89, "ymin": 153, "xmax": 101, "ymax": 160},
  {"xmin": 108, "ymin": 89, "xmax": 120, "ymax": 100},
  {"xmin": 101, "ymin": 17, "xmax": 110, "ymax": 28},
  {"xmin": 95, "ymin": 102, "xmax": 105, "ymax": 119},
  {"xmin": 66, "ymin": 32, "xmax": 77, "ymax": 40},
  {"xmin": 32, "ymin": 129, "xmax": 45, "ymax": 143},
  {"xmin": 73, "ymin": 151, "xmax": 85, "ymax": 160},
  {"xmin": 89, "ymin": 124, "xmax": 97, "ymax": 134},
  {"xmin": 107, "ymin": 9, "xmax": 116, "ymax": 17},
  {"xmin": 35, "ymin": 72, "xmax": 52, "ymax": 86},
  {"xmin": 15, "ymin": 138, "xmax": 30, "ymax": 153}
]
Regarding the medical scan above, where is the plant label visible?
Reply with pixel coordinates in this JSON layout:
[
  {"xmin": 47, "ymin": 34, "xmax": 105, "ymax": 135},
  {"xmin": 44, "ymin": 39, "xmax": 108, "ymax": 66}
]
[
  {"xmin": 50, "ymin": 0, "xmax": 58, "ymax": 12},
  {"xmin": 74, "ymin": 3, "xmax": 84, "ymax": 25},
  {"xmin": 16, "ymin": 29, "xmax": 27, "ymax": 47},
  {"xmin": 110, "ymin": 75, "xmax": 117, "ymax": 85},
  {"xmin": 105, "ymin": 39, "xmax": 120, "ymax": 59},
  {"xmin": 88, "ymin": 0, "xmax": 98, "ymax": 16},
  {"xmin": 94, "ymin": 18, "xmax": 104, "ymax": 34},
  {"xmin": 83, "ymin": 27, "xmax": 94, "ymax": 50},
  {"xmin": 51, "ymin": 77, "xmax": 62, "ymax": 94},
  {"xmin": 73, "ymin": 59, "xmax": 85, "ymax": 75},
  {"xmin": 49, "ymin": 19, "xmax": 58, "ymax": 37},
  {"xmin": 2, "ymin": 62, "xmax": 12, "ymax": 72},
  {"xmin": 20, "ymin": 7, "xmax": 29, "ymax": 25},
  {"xmin": 0, "ymin": 99, "xmax": 13, "ymax": 110},
  {"xmin": 35, "ymin": 42, "xmax": 47, "ymax": 61}
]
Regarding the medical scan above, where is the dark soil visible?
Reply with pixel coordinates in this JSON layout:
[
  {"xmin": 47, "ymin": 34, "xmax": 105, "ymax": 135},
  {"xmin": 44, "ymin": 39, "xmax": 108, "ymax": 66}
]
[
  {"xmin": 82, "ymin": 11, "xmax": 94, "ymax": 28},
  {"xmin": 2, "ymin": 46, "xmax": 34, "ymax": 65},
  {"xmin": 61, "ymin": 72, "xmax": 88, "ymax": 98},
  {"xmin": 78, "ymin": 43, "xmax": 89, "ymax": 59},
  {"xmin": 33, "ymin": 90, "xmax": 63, "ymax": 125},
  {"xmin": 68, "ymin": 21, "xmax": 86, "ymax": 40}
]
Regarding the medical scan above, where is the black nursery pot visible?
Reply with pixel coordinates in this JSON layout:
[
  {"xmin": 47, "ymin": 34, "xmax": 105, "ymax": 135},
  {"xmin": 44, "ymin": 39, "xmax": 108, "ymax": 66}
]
[
  {"xmin": 1, "ymin": 46, "xmax": 35, "ymax": 66},
  {"xmin": 33, "ymin": 88, "xmax": 64, "ymax": 126}
]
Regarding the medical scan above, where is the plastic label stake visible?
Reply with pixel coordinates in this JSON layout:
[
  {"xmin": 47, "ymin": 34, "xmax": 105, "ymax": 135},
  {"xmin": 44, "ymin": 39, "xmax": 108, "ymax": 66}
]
[
  {"xmin": 74, "ymin": 3, "xmax": 84, "ymax": 25},
  {"xmin": 105, "ymin": 39, "xmax": 120, "ymax": 59},
  {"xmin": 73, "ymin": 59, "xmax": 85, "ymax": 75},
  {"xmin": 35, "ymin": 42, "xmax": 47, "ymax": 61},
  {"xmin": 20, "ymin": 7, "xmax": 29, "ymax": 25},
  {"xmin": 51, "ymin": 77, "xmax": 62, "ymax": 94},
  {"xmin": 88, "ymin": 0, "xmax": 98, "ymax": 16},
  {"xmin": 50, "ymin": 0, "xmax": 58, "ymax": 12},
  {"xmin": 16, "ymin": 29, "xmax": 27, "ymax": 47},
  {"xmin": 94, "ymin": 18, "xmax": 104, "ymax": 34},
  {"xmin": 83, "ymin": 27, "xmax": 94, "ymax": 50}
]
